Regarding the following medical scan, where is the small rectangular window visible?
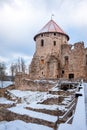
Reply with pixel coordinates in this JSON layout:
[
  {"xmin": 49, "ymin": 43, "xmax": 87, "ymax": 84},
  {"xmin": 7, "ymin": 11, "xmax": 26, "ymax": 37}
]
[{"xmin": 69, "ymin": 74, "xmax": 74, "ymax": 79}]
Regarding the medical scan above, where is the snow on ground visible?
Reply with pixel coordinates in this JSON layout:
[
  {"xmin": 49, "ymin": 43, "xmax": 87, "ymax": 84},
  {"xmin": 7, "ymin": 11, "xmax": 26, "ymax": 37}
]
[
  {"xmin": 8, "ymin": 104, "xmax": 57, "ymax": 122},
  {"xmin": 0, "ymin": 81, "xmax": 13, "ymax": 88},
  {"xmin": 0, "ymin": 120, "xmax": 53, "ymax": 130},
  {"xmin": 58, "ymin": 123, "xmax": 75, "ymax": 130},
  {"xmin": 72, "ymin": 83, "xmax": 86, "ymax": 130},
  {"xmin": 0, "ymin": 97, "xmax": 14, "ymax": 104}
]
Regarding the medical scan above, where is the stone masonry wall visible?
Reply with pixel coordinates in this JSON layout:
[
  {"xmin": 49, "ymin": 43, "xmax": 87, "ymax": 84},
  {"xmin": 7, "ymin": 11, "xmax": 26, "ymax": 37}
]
[
  {"xmin": 61, "ymin": 42, "xmax": 86, "ymax": 80},
  {"xmin": 29, "ymin": 32, "xmax": 68, "ymax": 79}
]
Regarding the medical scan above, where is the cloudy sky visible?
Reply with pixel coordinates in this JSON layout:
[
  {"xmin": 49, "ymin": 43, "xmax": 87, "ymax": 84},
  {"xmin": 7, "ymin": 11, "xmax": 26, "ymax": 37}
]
[{"xmin": 0, "ymin": 0, "xmax": 87, "ymax": 74}]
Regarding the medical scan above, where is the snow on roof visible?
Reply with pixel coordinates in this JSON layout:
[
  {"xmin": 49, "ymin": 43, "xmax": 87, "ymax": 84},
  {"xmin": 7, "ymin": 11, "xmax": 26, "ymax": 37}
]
[
  {"xmin": 0, "ymin": 120, "xmax": 53, "ymax": 130},
  {"xmin": 8, "ymin": 105, "xmax": 57, "ymax": 123}
]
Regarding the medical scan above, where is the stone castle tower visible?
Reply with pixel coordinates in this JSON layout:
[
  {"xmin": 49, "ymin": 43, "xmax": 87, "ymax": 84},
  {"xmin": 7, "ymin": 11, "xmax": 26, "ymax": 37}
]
[{"xmin": 29, "ymin": 19, "xmax": 87, "ymax": 80}]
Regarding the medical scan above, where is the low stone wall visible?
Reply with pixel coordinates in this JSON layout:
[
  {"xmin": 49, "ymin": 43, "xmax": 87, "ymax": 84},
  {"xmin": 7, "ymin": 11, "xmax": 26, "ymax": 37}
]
[
  {"xmin": 49, "ymin": 90, "xmax": 74, "ymax": 96},
  {"xmin": 15, "ymin": 79, "xmax": 56, "ymax": 91},
  {"xmin": 0, "ymin": 85, "xmax": 15, "ymax": 97},
  {"xmin": 39, "ymin": 97, "xmax": 64, "ymax": 105}
]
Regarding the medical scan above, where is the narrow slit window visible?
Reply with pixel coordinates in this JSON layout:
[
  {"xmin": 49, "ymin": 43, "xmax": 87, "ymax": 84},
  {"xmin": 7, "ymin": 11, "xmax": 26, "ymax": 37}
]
[
  {"xmin": 41, "ymin": 39, "xmax": 44, "ymax": 46},
  {"xmin": 54, "ymin": 33, "xmax": 56, "ymax": 36},
  {"xmin": 53, "ymin": 41, "xmax": 56, "ymax": 46},
  {"xmin": 86, "ymin": 55, "xmax": 87, "ymax": 65},
  {"xmin": 65, "ymin": 56, "xmax": 69, "ymax": 65},
  {"xmin": 62, "ymin": 70, "xmax": 64, "ymax": 74}
]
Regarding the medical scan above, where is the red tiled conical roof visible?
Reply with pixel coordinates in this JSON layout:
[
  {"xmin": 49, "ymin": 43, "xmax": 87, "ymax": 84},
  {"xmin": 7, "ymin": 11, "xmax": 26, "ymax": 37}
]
[{"xmin": 34, "ymin": 19, "xmax": 69, "ymax": 41}]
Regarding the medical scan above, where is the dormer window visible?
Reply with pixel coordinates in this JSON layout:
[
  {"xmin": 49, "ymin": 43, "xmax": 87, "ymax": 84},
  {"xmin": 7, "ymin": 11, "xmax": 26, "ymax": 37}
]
[{"xmin": 41, "ymin": 39, "xmax": 44, "ymax": 46}]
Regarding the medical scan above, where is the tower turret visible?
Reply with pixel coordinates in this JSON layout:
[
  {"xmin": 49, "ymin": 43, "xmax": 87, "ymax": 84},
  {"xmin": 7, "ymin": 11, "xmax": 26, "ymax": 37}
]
[
  {"xmin": 29, "ymin": 19, "xmax": 69, "ymax": 79},
  {"xmin": 34, "ymin": 19, "xmax": 69, "ymax": 57}
]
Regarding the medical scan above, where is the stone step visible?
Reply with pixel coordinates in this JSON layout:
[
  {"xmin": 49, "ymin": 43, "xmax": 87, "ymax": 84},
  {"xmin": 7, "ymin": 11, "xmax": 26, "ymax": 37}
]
[
  {"xmin": 0, "ymin": 108, "xmax": 58, "ymax": 128},
  {"xmin": 7, "ymin": 106, "xmax": 59, "ymax": 128}
]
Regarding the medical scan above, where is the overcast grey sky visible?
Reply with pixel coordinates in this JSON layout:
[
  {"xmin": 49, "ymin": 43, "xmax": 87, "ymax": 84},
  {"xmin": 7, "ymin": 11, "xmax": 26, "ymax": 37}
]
[{"xmin": 0, "ymin": 0, "xmax": 87, "ymax": 73}]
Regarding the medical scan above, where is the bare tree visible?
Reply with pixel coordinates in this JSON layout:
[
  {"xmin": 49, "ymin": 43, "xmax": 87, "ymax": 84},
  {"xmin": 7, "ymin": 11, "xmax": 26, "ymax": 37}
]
[
  {"xmin": 16, "ymin": 57, "xmax": 26, "ymax": 73},
  {"xmin": 10, "ymin": 63, "xmax": 16, "ymax": 81},
  {"xmin": 10, "ymin": 57, "xmax": 26, "ymax": 80},
  {"xmin": 0, "ymin": 62, "xmax": 6, "ymax": 88},
  {"xmin": 21, "ymin": 58, "xmax": 26, "ymax": 73}
]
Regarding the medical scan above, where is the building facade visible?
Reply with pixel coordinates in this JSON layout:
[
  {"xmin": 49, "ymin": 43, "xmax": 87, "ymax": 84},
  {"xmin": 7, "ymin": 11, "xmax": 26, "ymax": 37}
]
[{"xmin": 29, "ymin": 19, "xmax": 87, "ymax": 80}]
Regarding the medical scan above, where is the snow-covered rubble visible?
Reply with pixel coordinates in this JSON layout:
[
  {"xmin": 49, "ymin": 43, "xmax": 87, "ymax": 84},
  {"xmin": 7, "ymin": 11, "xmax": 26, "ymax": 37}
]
[{"xmin": 8, "ymin": 90, "xmax": 59, "ymax": 104}]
